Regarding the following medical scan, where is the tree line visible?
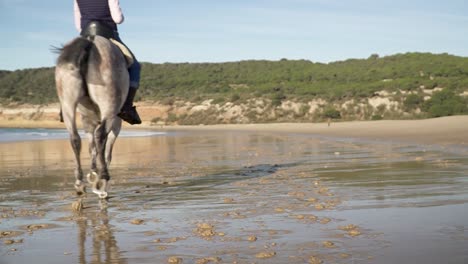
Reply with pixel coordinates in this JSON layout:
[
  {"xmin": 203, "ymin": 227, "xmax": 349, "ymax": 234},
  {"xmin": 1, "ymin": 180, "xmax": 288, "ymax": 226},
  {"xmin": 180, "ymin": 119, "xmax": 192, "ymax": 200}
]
[{"xmin": 1, "ymin": 52, "xmax": 467, "ymax": 117}]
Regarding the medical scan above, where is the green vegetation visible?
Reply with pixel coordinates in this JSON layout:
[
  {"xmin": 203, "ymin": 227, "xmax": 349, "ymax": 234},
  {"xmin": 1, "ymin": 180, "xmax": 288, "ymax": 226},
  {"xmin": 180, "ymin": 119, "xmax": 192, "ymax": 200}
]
[
  {"xmin": 0, "ymin": 67, "xmax": 55, "ymax": 104},
  {"xmin": 135, "ymin": 52, "xmax": 468, "ymax": 104},
  {"xmin": 0, "ymin": 52, "xmax": 467, "ymax": 121},
  {"xmin": 422, "ymin": 90, "xmax": 468, "ymax": 117},
  {"xmin": 404, "ymin": 93, "xmax": 424, "ymax": 111},
  {"xmin": 323, "ymin": 106, "xmax": 341, "ymax": 119}
]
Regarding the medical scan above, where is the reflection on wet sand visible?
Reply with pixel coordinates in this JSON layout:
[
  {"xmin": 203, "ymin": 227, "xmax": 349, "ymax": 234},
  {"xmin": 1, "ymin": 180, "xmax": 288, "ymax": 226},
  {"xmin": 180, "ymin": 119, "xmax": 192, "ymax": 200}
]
[
  {"xmin": 76, "ymin": 200, "xmax": 126, "ymax": 264},
  {"xmin": 0, "ymin": 130, "xmax": 467, "ymax": 264}
]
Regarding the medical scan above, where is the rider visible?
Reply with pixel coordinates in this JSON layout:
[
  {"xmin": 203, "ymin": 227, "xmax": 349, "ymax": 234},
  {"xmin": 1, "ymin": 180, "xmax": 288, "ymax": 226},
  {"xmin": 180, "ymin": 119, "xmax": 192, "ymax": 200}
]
[{"xmin": 73, "ymin": 0, "xmax": 142, "ymax": 125}]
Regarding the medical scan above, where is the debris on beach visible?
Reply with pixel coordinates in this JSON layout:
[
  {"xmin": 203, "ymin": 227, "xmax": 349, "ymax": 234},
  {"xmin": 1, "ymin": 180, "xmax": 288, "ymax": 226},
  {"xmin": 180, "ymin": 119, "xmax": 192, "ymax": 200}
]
[
  {"xmin": 314, "ymin": 203, "xmax": 325, "ymax": 210},
  {"xmin": 223, "ymin": 197, "xmax": 234, "ymax": 203},
  {"xmin": 1, "ymin": 208, "xmax": 46, "ymax": 218},
  {"xmin": 322, "ymin": 241, "xmax": 336, "ymax": 248},
  {"xmin": 247, "ymin": 235, "xmax": 257, "ymax": 242},
  {"xmin": 288, "ymin": 191, "xmax": 306, "ymax": 199},
  {"xmin": 195, "ymin": 223, "xmax": 216, "ymax": 239},
  {"xmin": 308, "ymin": 256, "xmax": 323, "ymax": 264},
  {"xmin": 167, "ymin": 256, "xmax": 183, "ymax": 263},
  {"xmin": 339, "ymin": 224, "xmax": 362, "ymax": 237},
  {"xmin": 195, "ymin": 257, "xmax": 222, "ymax": 264},
  {"xmin": 4, "ymin": 239, "xmax": 15, "ymax": 245},
  {"xmin": 223, "ymin": 210, "xmax": 246, "ymax": 219},
  {"xmin": 157, "ymin": 245, "xmax": 167, "ymax": 251},
  {"xmin": 26, "ymin": 224, "xmax": 49, "ymax": 231},
  {"xmin": 274, "ymin": 207, "xmax": 285, "ymax": 213},
  {"xmin": 348, "ymin": 229, "xmax": 362, "ymax": 237},
  {"xmin": 294, "ymin": 214, "xmax": 305, "ymax": 220},
  {"xmin": 317, "ymin": 187, "xmax": 331, "ymax": 196},
  {"xmin": 255, "ymin": 251, "xmax": 276, "ymax": 259},
  {"xmin": 130, "ymin": 219, "xmax": 145, "ymax": 225},
  {"xmin": 144, "ymin": 231, "xmax": 157, "ymax": 236},
  {"xmin": 0, "ymin": 231, "xmax": 23, "ymax": 238},
  {"xmin": 165, "ymin": 237, "xmax": 187, "ymax": 243}
]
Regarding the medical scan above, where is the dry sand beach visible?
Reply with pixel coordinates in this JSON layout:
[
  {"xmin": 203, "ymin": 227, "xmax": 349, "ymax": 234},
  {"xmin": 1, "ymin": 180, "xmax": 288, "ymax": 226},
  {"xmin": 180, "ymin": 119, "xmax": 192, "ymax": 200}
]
[
  {"xmin": 0, "ymin": 116, "xmax": 467, "ymax": 264},
  {"xmin": 162, "ymin": 115, "xmax": 468, "ymax": 146}
]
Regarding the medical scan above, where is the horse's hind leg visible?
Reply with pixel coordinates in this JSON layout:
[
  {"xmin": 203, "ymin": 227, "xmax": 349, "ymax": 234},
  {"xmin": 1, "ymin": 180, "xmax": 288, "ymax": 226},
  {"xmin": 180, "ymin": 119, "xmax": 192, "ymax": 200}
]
[
  {"xmin": 86, "ymin": 130, "xmax": 97, "ymax": 172},
  {"xmin": 91, "ymin": 118, "xmax": 118, "ymax": 199},
  {"xmin": 105, "ymin": 118, "xmax": 122, "ymax": 165},
  {"xmin": 91, "ymin": 118, "xmax": 122, "ymax": 198},
  {"xmin": 84, "ymin": 123, "xmax": 99, "ymax": 186},
  {"xmin": 61, "ymin": 104, "xmax": 86, "ymax": 195},
  {"xmin": 56, "ymin": 67, "xmax": 87, "ymax": 195}
]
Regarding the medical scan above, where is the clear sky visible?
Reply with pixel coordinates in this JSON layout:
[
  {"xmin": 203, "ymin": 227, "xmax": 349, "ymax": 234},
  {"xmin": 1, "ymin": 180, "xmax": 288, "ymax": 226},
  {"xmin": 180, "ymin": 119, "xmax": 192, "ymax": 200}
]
[{"xmin": 1, "ymin": 0, "xmax": 467, "ymax": 70}]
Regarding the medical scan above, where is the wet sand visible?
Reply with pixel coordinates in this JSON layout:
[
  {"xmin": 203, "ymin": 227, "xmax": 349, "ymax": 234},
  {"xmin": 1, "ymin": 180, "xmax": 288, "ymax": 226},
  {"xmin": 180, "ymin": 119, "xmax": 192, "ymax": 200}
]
[
  {"xmin": 1, "ymin": 118, "xmax": 468, "ymax": 263},
  {"xmin": 2, "ymin": 115, "xmax": 468, "ymax": 146}
]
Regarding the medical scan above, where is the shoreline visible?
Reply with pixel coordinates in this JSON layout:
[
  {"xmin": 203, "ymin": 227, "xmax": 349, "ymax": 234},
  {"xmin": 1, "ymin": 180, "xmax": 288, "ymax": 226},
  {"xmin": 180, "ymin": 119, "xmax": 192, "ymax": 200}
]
[
  {"xmin": 167, "ymin": 115, "xmax": 468, "ymax": 147},
  {"xmin": 1, "ymin": 115, "xmax": 467, "ymax": 146}
]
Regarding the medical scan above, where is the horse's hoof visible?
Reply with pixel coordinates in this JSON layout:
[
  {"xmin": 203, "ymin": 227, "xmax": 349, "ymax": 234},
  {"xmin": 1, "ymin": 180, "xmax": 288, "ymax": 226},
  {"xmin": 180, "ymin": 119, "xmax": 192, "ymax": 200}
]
[
  {"xmin": 74, "ymin": 180, "xmax": 86, "ymax": 196},
  {"xmin": 92, "ymin": 189, "xmax": 108, "ymax": 199},
  {"xmin": 98, "ymin": 192, "xmax": 108, "ymax": 199},
  {"xmin": 92, "ymin": 179, "xmax": 109, "ymax": 199},
  {"xmin": 86, "ymin": 172, "xmax": 98, "ymax": 184}
]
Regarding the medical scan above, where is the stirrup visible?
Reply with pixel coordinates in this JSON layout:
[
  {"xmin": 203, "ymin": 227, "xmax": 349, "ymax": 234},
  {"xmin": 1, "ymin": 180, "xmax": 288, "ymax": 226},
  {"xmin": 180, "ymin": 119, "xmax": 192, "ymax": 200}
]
[{"xmin": 118, "ymin": 106, "xmax": 141, "ymax": 125}]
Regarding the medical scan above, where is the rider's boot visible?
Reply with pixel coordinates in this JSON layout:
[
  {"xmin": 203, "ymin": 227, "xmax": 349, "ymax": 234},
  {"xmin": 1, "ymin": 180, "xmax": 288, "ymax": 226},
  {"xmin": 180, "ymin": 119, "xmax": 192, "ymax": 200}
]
[
  {"xmin": 118, "ymin": 87, "xmax": 142, "ymax": 125},
  {"xmin": 59, "ymin": 108, "xmax": 64, "ymax": 122}
]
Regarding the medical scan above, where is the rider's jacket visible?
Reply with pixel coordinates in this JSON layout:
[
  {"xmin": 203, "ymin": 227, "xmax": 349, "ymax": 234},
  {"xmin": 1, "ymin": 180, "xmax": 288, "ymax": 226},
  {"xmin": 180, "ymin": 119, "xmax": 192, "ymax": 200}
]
[{"xmin": 75, "ymin": 0, "xmax": 123, "ymax": 32}]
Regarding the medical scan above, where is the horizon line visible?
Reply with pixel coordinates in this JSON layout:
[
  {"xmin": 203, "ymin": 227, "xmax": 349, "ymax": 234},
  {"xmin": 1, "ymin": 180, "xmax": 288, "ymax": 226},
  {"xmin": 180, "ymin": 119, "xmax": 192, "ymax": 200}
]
[{"xmin": 0, "ymin": 51, "xmax": 464, "ymax": 71}]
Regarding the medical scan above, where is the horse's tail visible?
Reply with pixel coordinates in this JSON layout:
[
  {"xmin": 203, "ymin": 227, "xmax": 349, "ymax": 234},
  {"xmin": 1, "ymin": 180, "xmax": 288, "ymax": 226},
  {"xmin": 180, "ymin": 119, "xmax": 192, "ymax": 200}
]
[{"xmin": 56, "ymin": 37, "xmax": 94, "ymax": 85}]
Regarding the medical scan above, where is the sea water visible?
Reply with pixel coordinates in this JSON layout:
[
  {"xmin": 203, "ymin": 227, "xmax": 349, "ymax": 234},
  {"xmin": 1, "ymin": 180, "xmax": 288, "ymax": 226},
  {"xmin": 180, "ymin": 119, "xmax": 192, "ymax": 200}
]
[{"xmin": 0, "ymin": 127, "xmax": 167, "ymax": 142}]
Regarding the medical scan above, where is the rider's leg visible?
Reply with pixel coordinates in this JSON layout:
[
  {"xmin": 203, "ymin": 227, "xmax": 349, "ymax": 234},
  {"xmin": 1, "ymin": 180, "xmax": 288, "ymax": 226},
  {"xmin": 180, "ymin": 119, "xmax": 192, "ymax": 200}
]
[
  {"xmin": 59, "ymin": 108, "xmax": 64, "ymax": 122},
  {"xmin": 118, "ymin": 59, "xmax": 142, "ymax": 125},
  {"xmin": 111, "ymin": 32, "xmax": 142, "ymax": 125}
]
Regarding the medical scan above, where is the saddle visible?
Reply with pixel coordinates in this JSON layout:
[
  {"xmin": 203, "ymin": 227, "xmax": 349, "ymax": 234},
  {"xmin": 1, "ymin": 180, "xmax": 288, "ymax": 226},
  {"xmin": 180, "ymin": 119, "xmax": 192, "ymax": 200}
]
[{"xmin": 80, "ymin": 21, "xmax": 134, "ymax": 68}]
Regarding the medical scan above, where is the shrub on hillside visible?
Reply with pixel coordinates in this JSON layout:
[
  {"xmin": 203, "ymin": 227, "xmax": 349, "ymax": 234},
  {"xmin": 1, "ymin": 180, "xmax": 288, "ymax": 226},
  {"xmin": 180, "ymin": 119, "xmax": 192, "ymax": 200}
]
[
  {"xmin": 404, "ymin": 94, "xmax": 424, "ymax": 111},
  {"xmin": 323, "ymin": 107, "xmax": 341, "ymax": 119},
  {"xmin": 422, "ymin": 89, "xmax": 468, "ymax": 117},
  {"xmin": 271, "ymin": 92, "xmax": 286, "ymax": 107}
]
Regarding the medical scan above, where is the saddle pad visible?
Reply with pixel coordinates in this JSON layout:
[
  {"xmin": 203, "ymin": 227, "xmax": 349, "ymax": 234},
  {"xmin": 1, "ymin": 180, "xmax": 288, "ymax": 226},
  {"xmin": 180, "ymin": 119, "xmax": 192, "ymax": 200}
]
[{"xmin": 109, "ymin": 38, "xmax": 134, "ymax": 68}]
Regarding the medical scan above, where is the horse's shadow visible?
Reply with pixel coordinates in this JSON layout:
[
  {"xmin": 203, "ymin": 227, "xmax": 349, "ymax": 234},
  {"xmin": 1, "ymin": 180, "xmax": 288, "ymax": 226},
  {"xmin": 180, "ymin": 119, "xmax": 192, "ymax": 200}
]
[
  {"xmin": 176, "ymin": 162, "xmax": 302, "ymax": 188},
  {"xmin": 115, "ymin": 161, "xmax": 305, "ymax": 203}
]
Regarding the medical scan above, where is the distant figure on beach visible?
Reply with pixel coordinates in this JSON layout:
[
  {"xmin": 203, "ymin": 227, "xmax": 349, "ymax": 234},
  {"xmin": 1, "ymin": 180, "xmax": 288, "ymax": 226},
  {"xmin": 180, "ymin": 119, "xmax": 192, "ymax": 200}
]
[{"xmin": 74, "ymin": 0, "xmax": 142, "ymax": 125}]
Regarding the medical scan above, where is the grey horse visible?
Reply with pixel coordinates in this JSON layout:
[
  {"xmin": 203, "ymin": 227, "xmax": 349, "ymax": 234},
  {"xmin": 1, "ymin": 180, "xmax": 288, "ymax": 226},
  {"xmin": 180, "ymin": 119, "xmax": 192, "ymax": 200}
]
[{"xmin": 55, "ymin": 35, "xmax": 129, "ymax": 198}]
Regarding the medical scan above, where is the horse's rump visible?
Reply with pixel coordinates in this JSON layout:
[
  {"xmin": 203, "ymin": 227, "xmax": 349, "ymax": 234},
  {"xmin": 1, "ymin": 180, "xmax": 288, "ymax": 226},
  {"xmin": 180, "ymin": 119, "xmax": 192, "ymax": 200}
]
[{"xmin": 56, "ymin": 36, "xmax": 128, "ymax": 109}]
